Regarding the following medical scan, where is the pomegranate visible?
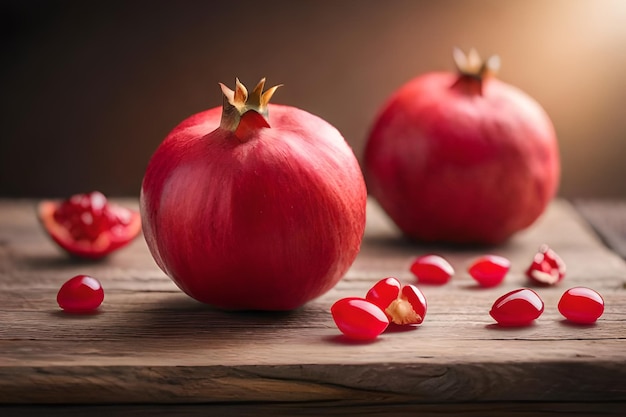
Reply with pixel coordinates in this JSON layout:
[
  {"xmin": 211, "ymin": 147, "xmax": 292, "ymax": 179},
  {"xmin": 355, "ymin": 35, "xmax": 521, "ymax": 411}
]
[
  {"xmin": 364, "ymin": 48, "xmax": 560, "ymax": 244},
  {"xmin": 38, "ymin": 191, "xmax": 141, "ymax": 259},
  {"xmin": 140, "ymin": 78, "xmax": 367, "ymax": 311}
]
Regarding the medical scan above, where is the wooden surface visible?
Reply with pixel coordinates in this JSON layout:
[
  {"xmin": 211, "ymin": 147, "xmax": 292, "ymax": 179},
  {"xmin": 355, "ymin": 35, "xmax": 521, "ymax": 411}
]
[
  {"xmin": 575, "ymin": 199, "xmax": 626, "ymax": 260},
  {"xmin": 0, "ymin": 198, "xmax": 625, "ymax": 416}
]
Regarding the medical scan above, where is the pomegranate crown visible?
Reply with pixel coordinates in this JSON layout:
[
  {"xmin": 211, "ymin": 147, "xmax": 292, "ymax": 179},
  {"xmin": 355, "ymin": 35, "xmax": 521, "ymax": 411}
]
[
  {"xmin": 452, "ymin": 48, "xmax": 500, "ymax": 80},
  {"xmin": 219, "ymin": 78, "xmax": 281, "ymax": 131}
]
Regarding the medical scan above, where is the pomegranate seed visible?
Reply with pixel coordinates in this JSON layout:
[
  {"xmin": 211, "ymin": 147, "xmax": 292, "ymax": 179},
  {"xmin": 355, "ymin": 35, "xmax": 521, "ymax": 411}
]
[
  {"xmin": 558, "ymin": 287, "xmax": 604, "ymax": 324},
  {"xmin": 54, "ymin": 191, "xmax": 116, "ymax": 241},
  {"xmin": 410, "ymin": 254, "xmax": 454, "ymax": 285},
  {"xmin": 365, "ymin": 277, "xmax": 401, "ymax": 310},
  {"xmin": 489, "ymin": 288, "xmax": 544, "ymax": 326},
  {"xmin": 468, "ymin": 255, "xmax": 510, "ymax": 287},
  {"xmin": 331, "ymin": 297, "xmax": 389, "ymax": 340},
  {"xmin": 366, "ymin": 278, "xmax": 427, "ymax": 326},
  {"xmin": 526, "ymin": 244, "xmax": 566, "ymax": 286},
  {"xmin": 57, "ymin": 275, "xmax": 104, "ymax": 313}
]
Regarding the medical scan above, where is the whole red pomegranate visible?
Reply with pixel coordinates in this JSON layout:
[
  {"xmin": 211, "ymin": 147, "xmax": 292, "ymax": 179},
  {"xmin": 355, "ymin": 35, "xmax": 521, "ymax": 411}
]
[
  {"xmin": 364, "ymin": 49, "xmax": 560, "ymax": 244},
  {"xmin": 141, "ymin": 79, "xmax": 366, "ymax": 310}
]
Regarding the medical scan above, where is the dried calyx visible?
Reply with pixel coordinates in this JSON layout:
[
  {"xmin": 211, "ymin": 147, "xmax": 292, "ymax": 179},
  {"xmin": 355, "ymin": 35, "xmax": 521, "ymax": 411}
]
[
  {"xmin": 453, "ymin": 48, "xmax": 500, "ymax": 79},
  {"xmin": 452, "ymin": 48, "xmax": 500, "ymax": 95},
  {"xmin": 219, "ymin": 78, "xmax": 281, "ymax": 132}
]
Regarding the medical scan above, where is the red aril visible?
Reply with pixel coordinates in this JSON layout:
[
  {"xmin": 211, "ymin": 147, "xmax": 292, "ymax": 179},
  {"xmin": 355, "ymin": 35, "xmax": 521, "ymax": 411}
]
[
  {"xmin": 38, "ymin": 191, "xmax": 141, "ymax": 259},
  {"xmin": 468, "ymin": 255, "xmax": 510, "ymax": 287},
  {"xmin": 489, "ymin": 288, "xmax": 544, "ymax": 326},
  {"xmin": 410, "ymin": 254, "xmax": 454, "ymax": 285},
  {"xmin": 366, "ymin": 278, "xmax": 427, "ymax": 325},
  {"xmin": 364, "ymin": 48, "xmax": 560, "ymax": 244},
  {"xmin": 57, "ymin": 275, "xmax": 104, "ymax": 313},
  {"xmin": 140, "ymin": 79, "xmax": 367, "ymax": 311},
  {"xmin": 526, "ymin": 244, "xmax": 566, "ymax": 286},
  {"xmin": 331, "ymin": 297, "xmax": 389, "ymax": 340},
  {"xmin": 558, "ymin": 287, "xmax": 604, "ymax": 324},
  {"xmin": 364, "ymin": 277, "xmax": 401, "ymax": 309}
]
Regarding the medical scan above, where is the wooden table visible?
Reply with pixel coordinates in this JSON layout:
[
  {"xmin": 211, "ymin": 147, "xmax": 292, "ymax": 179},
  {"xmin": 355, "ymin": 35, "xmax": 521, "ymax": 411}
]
[{"xmin": 1, "ymin": 198, "xmax": 625, "ymax": 416}]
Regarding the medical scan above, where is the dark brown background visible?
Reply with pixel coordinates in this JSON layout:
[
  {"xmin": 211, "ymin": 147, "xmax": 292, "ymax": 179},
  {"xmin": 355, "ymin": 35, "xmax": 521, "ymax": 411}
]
[{"xmin": 2, "ymin": 0, "xmax": 625, "ymax": 198}]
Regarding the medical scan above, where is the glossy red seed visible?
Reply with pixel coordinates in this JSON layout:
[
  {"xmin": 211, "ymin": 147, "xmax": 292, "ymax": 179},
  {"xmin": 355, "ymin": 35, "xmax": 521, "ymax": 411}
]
[
  {"xmin": 526, "ymin": 244, "xmax": 566, "ymax": 286},
  {"xmin": 469, "ymin": 255, "xmax": 511, "ymax": 287},
  {"xmin": 558, "ymin": 287, "xmax": 604, "ymax": 324},
  {"xmin": 330, "ymin": 297, "xmax": 389, "ymax": 340},
  {"xmin": 410, "ymin": 254, "xmax": 454, "ymax": 285},
  {"xmin": 366, "ymin": 278, "xmax": 427, "ymax": 326},
  {"xmin": 55, "ymin": 191, "xmax": 112, "ymax": 241},
  {"xmin": 57, "ymin": 275, "xmax": 104, "ymax": 313},
  {"xmin": 365, "ymin": 277, "xmax": 401, "ymax": 311},
  {"xmin": 489, "ymin": 288, "xmax": 544, "ymax": 326}
]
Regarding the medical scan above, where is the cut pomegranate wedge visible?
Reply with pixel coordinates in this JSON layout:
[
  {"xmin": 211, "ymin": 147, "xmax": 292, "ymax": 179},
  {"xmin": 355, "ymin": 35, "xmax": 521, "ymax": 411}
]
[
  {"xmin": 526, "ymin": 244, "xmax": 566, "ymax": 286},
  {"xmin": 38, "ymin": 191, "xmax": 141, "ymax": 259}
]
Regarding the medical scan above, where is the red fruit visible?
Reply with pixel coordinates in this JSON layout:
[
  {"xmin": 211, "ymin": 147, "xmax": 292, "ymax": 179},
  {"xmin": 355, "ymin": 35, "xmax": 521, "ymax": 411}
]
[
  {"xmin": 38, "ymin": 191, "xmax": 141, "ymax": 259},
  {"xmin": 410, "ymin": 254, "xmax": 454, "ymax": 285},
  {"xmin": 140, "ymin": 79, "xmax": 367, "ymax": 311},
  {"xmin": 57, "ymin": 275, "xmax": 104, "ymax": 313},
  {"xmin": 468, "ymin": 255, "xmax": 510, "ymax": 287},
  {"xmin": 558, "ymin": 287, "xmax": 604, "ymax": 324},
  {"xmin": 489, "ymin": 288, "xmax": 544, "ymax": 326},
  {"xmin": 331, "ymin": 297, "xmax": 389, "ymax": 340},
  {"xmin": 364, "ymin": 48, "xmax": 560, "ymax": 244},
  {"xmin": 526, "ymin": 244, "xmax": 566, "ymax": 286},
  {"xmin": 366, "ymin": 278, "xmax": 427, "ymax": 325}
]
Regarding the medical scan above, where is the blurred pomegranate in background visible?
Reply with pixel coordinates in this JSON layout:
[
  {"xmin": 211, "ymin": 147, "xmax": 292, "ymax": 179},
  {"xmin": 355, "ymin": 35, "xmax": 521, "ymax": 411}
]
[{"xmin": 364, "ymin": 49, "xmax": 560, "ymax": 245}]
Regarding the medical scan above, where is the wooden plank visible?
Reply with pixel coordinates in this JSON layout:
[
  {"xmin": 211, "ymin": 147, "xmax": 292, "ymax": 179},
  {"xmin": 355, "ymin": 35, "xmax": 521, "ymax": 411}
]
[
  {"xmin": 575, "ymin": 199, "xmax": 626, "ymax": 259},
  {"xmin": 0, "ymin": 198, "xmax": 625, "ymax": 411},
  {"xmin": 1, "ymin": 402, "xmax": 624, "ymax": 417},
  {"xmin": 0, "ymin": 360, "xmax": 625, "ymax": 403},
  {"xmin": 0, "ymin": 290, "xmax": 625, "ymax": 352}
]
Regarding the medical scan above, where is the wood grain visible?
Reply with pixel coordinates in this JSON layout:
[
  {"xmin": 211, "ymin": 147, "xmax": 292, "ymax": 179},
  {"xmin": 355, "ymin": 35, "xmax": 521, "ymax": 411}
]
[
  {"xmin": 575, "ymin": 199, "xmax": 626, "ymax": 259},
  {"xmin": 0, "ymin": 198, "xmax": 625, "ymax": 415},
  {"xmin": 2, "ymin": 402, "xmax": 625, "ymax": 417}
]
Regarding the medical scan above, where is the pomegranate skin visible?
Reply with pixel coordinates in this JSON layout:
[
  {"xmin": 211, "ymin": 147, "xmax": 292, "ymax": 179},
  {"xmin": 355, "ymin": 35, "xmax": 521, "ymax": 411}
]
[
  {"xmin": 141, "ymin": 98, "xmax": 366, "ymax": 311},
  {"xmin": 364, "ymin": 68, "xmax": 560, "ymax": 245}
]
